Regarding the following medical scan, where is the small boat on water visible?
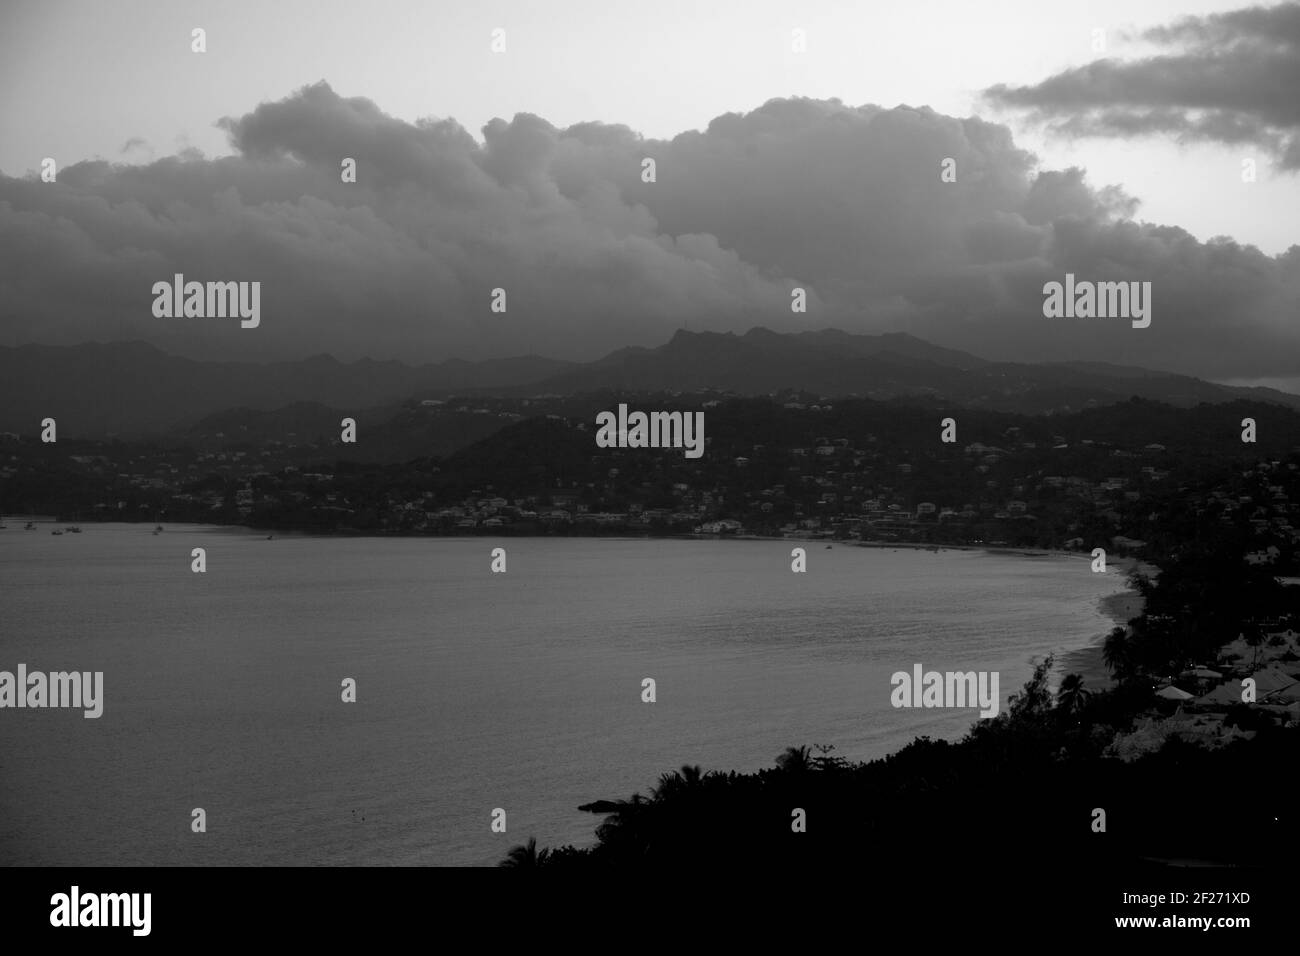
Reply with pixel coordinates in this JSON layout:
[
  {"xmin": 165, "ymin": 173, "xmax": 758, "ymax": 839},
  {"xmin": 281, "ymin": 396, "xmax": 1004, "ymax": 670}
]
[
  {"xmin": 25, "ymin": 522, "xmax": 36, "ymax": 531},
  {"xmin": 67, "ymin": 526, "xmax": 82, "ymax": 533},
  {"xmin": 51, "ymin": 529, "xmax": 63, "ymax": 536}
]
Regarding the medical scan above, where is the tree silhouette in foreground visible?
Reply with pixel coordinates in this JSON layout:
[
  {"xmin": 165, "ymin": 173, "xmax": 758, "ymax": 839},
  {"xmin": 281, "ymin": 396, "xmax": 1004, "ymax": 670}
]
[
  {"xmin": 501, "ymin": 656, "xmax": 1298, "ymax": 869},
  {"xmin": 1056, "ymin": 673, "xmax": 1091, "ymax": 718},
  {"xmin": 499, "ymin": 836, "xmax": 549, "ymax": 868}
]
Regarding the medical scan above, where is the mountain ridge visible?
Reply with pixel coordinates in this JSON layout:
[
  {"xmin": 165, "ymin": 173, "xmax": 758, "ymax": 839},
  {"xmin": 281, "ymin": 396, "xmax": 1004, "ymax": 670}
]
[{"xmin": 2, "ymin": 329, "xmax": 1297, "ymax": 439}]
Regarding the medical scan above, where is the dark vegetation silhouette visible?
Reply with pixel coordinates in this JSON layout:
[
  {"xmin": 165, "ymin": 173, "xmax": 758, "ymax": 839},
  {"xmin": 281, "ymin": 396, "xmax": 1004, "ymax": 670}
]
[
  {"xmin": 502, "ymin": 449, "xmax": 1300, "ymax": 869},
  {"xmin": 503, "ymin": 658, "xmax": 1297, "ymax": 869}
]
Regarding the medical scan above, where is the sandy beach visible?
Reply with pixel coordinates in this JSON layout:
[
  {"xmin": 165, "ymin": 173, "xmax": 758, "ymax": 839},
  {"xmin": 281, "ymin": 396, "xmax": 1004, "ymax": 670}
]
[
  {"xmin": 841, "ymin": 537, "xmax": 1154, "ymax": 692},
  {"xmin": 1059, "ymin": 558, "xmax": 1155, "ymax": 689}
]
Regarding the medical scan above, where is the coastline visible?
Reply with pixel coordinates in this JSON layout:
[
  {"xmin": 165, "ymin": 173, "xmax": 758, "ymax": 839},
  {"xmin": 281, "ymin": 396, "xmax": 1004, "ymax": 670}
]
[
  {"xmin": 828, "ymin": 537, "xmax": 1155, "ymax": 692},
  {"xmin": 17, "ymin": 520, "xmax": 1147, "ymax": 692},
  {"xmin": 1058, "ymin": 557, "xmax": 1154, "ymax": 689}
]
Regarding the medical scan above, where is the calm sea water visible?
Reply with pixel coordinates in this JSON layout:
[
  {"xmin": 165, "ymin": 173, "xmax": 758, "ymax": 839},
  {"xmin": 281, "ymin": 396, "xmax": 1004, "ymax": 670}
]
[{"xmin": 0, "ymin": 524, "xmax": 1121, "ymax": 866}]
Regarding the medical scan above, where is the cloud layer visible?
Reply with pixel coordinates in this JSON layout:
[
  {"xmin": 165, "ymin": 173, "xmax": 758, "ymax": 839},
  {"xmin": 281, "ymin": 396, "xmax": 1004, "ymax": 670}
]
[
  {"xmin": 984, "ymin": 2, "xmax": 1300, "ymax": 170},
  {"xmin": 1, "ymin": 81, "xmax": 1297, "ymax": 380}
]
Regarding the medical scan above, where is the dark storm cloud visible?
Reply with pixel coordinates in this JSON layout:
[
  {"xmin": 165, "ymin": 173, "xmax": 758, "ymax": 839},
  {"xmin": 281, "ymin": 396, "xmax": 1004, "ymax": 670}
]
[
  {"xmin": 0, "ymin": 81, "xmax": 1297, "ymax": 380},
  {"xmin": 984, "ymin": 2, "xmax": 1300, "ymax": 169}
]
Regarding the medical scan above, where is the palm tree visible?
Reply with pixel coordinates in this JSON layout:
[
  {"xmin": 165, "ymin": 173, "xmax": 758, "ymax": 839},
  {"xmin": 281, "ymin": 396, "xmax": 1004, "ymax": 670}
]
[
  {"xmin": 775, "ymin": 745, "xmax": 812, "ymax": 773},
  {"xmin": 652, "ymin": 764, "xmax": 704, "ymax": 800},
  {"xmin": 499, "ymin": 836, "xmax": 548, "ymax": 868},
  {"xmin": 1056, "ymin": 673, "xmax": 1090, "ymax": 717},
  {"xmin": 1102, "ymin": 626, "xmax": 1132, "ymax": 680},
  {"xmin": 593, "ymin": 793, "xmax": 651, "ymax": 849}
]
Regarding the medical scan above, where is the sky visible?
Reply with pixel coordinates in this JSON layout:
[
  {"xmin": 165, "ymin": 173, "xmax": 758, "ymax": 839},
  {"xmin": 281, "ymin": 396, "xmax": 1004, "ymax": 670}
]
[{"xmin": 0, "ymin": 0, "xmax": 1297, "ymax": 385}]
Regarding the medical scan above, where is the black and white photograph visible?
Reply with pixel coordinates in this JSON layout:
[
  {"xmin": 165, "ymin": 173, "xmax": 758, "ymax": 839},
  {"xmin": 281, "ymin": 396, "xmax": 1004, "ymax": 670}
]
[{"xmin": 1, "ymin": 0, "xmax": 1297, "ymax": 937}]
